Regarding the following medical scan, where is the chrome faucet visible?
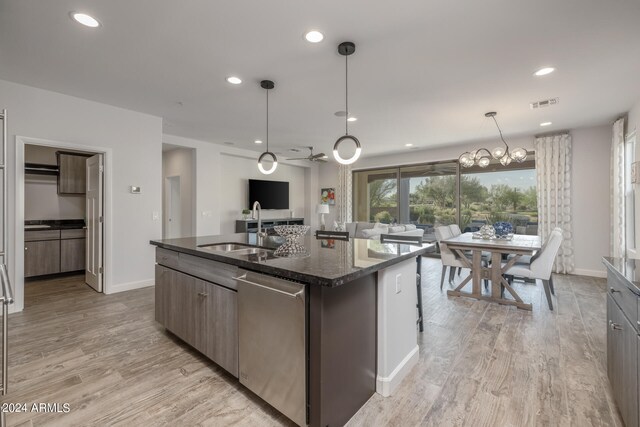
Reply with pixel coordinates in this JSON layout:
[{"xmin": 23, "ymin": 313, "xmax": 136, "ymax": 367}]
[{"xmin": 252, "ymin": 201, "xmax": 267, "ymax": 238}]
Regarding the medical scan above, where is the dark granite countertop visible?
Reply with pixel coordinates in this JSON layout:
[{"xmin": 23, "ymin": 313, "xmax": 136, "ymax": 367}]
[
  {"xmin": 25, "ymin": 219, "xmax": 86, "ymax": 231},
  {"xmin": 602, "ymin": 256, "xmax": 640, "ymax": 296},
  {"xmin": 151, "ymin": 233, "xmax": 434, "ymax": 287}
]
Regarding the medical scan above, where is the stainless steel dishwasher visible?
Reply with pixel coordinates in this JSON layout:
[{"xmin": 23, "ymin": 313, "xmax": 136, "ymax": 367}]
[{"xmin": 235, "ymin": 270, "xmax": 307, "ymax": 427}]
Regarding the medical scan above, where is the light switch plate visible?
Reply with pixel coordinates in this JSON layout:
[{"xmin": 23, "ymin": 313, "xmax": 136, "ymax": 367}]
[
  {"xmin": 129, "ymin": 186, "xmax": 141, "ymax": 194},
  {"xmin": 395, "ymin": 274, "xmax": 402, "ymax": 294},
  {"xmin": 152, "ymin": 212, "xmax": 160, "ymax": 220}
]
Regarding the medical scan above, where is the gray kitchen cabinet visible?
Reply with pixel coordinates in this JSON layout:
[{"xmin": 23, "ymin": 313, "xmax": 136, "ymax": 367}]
[
  {"xmin": 57, "ymin": 152, "xmax": 90, "ymax": 194},
  {"xmin": 607, "ymin": 294, "xmax": 639, "ymax": 427},
  {"xmin": 60, "ymin": 238, "xmax": 86, "ymax": 272},
  {"xmin": 155, "ymin": 251, "xmax": 239, "ymax": 377},
  {"xmin": 24, "ymin": 240, "xmax": 60, "ymax": 277},
  {"xmin": 196, "ymin": 279, "xmax": 238, "ymax": 377}
]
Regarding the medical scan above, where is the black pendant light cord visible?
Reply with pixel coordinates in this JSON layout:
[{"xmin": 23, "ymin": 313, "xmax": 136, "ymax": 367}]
[
  {"xmin": 490, "ymin": 114, "xmax": 509, "ymax": 151},
  {"xmin": 266, "ymin": 88, "xmax": 269, "ymax": 152},
  {"xmin": 345, "ymin": 54, "xmax": 349, "ymax": 136}
]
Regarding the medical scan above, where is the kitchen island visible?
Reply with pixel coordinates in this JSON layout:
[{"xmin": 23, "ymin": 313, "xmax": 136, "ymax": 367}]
[{"xmin": 150, "ymin": 233, "xmax": 432, "ymax": 427}]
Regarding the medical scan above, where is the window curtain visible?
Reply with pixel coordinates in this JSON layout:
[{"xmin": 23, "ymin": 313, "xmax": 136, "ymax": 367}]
[
  {"xmin": 534, "ymin": 133, "xmax": 574, "ymax": 274},
  {"xmin": 610, "ymin": 118, "xmax": 626, "ymax": 258},
  {"xmin": 337, "ymin": 165, "xmax": 353, "ymax": 223}
]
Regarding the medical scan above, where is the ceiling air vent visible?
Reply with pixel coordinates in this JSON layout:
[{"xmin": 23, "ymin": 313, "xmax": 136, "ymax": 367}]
[{"xmin": 529, "ymin": 97, "xmax": 559, "ymax": 109}]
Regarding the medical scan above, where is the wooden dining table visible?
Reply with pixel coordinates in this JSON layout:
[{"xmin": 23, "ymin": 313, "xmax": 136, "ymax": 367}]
[{"xmin": 440, "ymin": 232, "xmax": 542, "ymax": 310}]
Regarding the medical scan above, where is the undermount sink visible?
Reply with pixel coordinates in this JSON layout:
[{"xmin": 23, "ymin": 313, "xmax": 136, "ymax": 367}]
[{"xmin": 198, "ymin": 243, "xmax": 260, "ymax": 252}]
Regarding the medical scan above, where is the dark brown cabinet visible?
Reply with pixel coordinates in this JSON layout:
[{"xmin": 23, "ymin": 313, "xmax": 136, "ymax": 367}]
[
  {"xmin": 24, "ymin": 240, "xmax": 60, "ymax": 277},
  {"xmin": 155, "ymin": 255, "xmax": 238, "ymax": 377},
  {"xmin": 57, "ymin": 152, "xmax": 90, "ymax": 194}
]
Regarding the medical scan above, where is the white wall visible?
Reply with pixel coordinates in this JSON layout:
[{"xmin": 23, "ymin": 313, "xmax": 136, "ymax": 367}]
[
  {"xmin": 571, "ymin": 125, "xmax": 612, "ymax": 276},
  {"xmin": 162, "ymin": 134, "xmax": 320, "ymax": 235},
  {"xmin": 24, "ymin": 145, "xmax": 85, "ymax": 220},
  {"xmin": 219, "ymin": 153, "xmax": 306, "ymax": 233},
  {"xmin": 162, "ymin": 146, "xmax": 196, "ymax": 237},
  {"xmin": 317, "ymin": 129, "xmax": 611, "ymax": 276},
  {"xmin": 0, "ymin": 78, "xmax": 162, "ymax": 311}
]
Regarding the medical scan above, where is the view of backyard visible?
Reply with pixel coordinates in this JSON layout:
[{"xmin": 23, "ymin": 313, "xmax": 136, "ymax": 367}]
[{"xmin": 363, "ymin": 167, "xmax": 538, "ymax": 233}]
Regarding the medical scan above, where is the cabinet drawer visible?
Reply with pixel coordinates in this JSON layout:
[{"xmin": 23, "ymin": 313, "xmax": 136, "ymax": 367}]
[
  {"xmin": 608, "ymin": 271, "xmax": 638, "ymax": 327},
  {"xmin": 25, "ymin": 229, "xmax": 60, "ymax": 241},
  {"xmin": 61, "ymin": 228, "xmax": 86, "ymax": 239},
  {"xmin": 156, "ymin": 248, "xmax": 179, "ymax": 269},
  {"xmin": 178, "ymin": 253, "xmax": 239, "ymax": 290}
]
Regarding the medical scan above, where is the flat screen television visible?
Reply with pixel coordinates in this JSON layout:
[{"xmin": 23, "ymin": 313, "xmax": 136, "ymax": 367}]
[{"xmin": 248, "ymin": 179, "xmax": 289, "ymax": 210}]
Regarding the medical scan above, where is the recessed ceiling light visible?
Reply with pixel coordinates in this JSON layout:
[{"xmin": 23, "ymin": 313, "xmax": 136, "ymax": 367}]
[
  {"xmin": 405, "ymin": 143, "xmax": 413, "ymax": 147},
  {"xmin": 254, "ymin": 140, "xmax": 263, "ymax": 144},
  {"xmin": 304, "ymin": 30, "xmax": 324, "ymax": 43},
  {"xmin": 534, "ymin": 67, "xmax": 555, "ymax": 76},
  {"xmin": 226, "ymin": 76, "xmax": 242, "ymax": 85},
  {"xmin": 540, "ymin": 122, "xmax": 552, "ymax": 127},
  {"xmin": 347, "ymin": 117, "xmax": 357, "ymax": 122},
  {"xmin": 71, "ymin": 12, "xmax": 100, "ymax": 28}
]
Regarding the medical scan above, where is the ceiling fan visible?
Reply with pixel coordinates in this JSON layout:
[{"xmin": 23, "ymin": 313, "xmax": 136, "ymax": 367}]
[{"xmin": 286, "ymin": 146, "xmax": 328, "ymax": 162}]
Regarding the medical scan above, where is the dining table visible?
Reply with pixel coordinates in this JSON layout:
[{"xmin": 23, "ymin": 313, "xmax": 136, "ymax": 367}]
[{"xmin": 440, "ymin": 232, "xmax": 542, "ymax": 310}]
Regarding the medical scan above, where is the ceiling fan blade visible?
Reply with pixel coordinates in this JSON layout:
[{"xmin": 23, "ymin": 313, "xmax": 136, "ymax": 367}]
[
  {"xmin": 310, "ymin": 153, "xmax": 327, "ymax": 159},
  {"xmin": 285, "ymin": 157, "xmax": 308, "ymax": 160},
  {"xmin": 314, "ymin": 158, "xmax": 328, "ymax": 162}
]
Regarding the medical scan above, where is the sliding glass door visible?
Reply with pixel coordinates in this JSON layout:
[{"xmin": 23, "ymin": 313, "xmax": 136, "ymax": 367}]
[{"xmin": 353, "ymin": 168, "xmax": 398, "ymax": 223}]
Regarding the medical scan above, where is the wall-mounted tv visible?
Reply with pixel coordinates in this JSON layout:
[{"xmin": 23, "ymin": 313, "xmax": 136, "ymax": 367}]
[{"xmin": 248, "ymin": 179, "xmax": 289, "ymax": 210}]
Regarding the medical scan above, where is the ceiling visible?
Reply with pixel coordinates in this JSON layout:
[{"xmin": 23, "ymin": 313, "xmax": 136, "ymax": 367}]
[{"xmin": 1, "ymin": 0, "xmax": 640, "ymax": 159}]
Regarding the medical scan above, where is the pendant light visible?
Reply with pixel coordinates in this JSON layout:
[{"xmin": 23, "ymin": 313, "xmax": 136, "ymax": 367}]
[
  {"xmin": 459, "ymin": 112, "xmax": 528, "ymax": 168},
  {"xmin": 257, "ymin": 80, "xmax": 278, "ymax": 174},
  {"xmin": 333, "ymin": 41, "xmax": 362, "ymax": 165}
]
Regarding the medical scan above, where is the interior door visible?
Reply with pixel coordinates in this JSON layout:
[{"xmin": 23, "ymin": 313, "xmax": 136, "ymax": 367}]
[
  {"xmin": 165, "ymin": 176, "xmax": 181, "ymax": 238},
  {"xmin": 85, "ymin": 154, "xmax": 103, "ymax": 292}
]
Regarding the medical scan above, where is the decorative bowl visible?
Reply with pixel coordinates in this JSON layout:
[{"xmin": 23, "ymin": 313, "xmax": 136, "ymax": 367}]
[
  {"xmin": 473, "ymin": 224, "xmax": 495, "ymax": 240},
  {"xmin": 273, "ymin": 225, "xmax": 310, "ymax": 257},
  {"xmin": 493, "ymin": 221, "xmax": 514, "ymax": 238}
]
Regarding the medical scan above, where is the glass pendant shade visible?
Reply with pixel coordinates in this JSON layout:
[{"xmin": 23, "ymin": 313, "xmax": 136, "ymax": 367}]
[
  {"xmin": 499, "ymin": 154, "xmax": 512, "ymax": 166},
  {"xmin": 511, "ymin": 147, "xmax": 528, "ymax": 162},
  {"xmin": 491, "ymin": 146, "xmax": 505, "ymax": 159},
  {"xmin": 459, "ymin": 153, "xmax": 473, "ymax": 168},
  {"xmin": 478, "ymin": 157, "xmax": 491, "ymax": 168}
]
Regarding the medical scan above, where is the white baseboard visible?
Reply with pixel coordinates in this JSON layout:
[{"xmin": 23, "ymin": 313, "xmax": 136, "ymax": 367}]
[
  {"xmin": 376, "ymin": 345, "xmax": 419, "ymax": 397},
  {"xmin": 106, "ymin": 279, "xmax": 154, "ymax": 294},
  {"xmin": 571, "ymin": 269, "xmax": 607, "ymax": 278}
]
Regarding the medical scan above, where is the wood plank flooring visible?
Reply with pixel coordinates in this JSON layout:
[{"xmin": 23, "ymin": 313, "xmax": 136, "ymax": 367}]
[{"xmin": 0, "ymin": 260, "xmax": 623, "ymax": 426}]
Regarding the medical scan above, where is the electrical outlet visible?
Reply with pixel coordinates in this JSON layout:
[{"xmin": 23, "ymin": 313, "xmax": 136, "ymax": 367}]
[{"xmin": 395, "ymin": 273, "xmax": 402, "ymax": 294}]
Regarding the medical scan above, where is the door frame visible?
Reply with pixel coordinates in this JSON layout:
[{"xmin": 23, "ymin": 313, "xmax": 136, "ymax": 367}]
[{"xmin": 14, "ymin": 135, "xmax": 112, "ymax": 311}]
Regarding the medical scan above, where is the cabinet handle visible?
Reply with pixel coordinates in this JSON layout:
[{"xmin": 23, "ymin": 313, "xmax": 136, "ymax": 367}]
[
  {"xmin": 197, "ymin": 292, "xmax": 208, "ymax": 297},
  {"xmin": 610, "ymin": 322, "xmax": 622, "ymax": 331},
  {"xmin": 609, "ymin": 287, "xmax": 620, "ymax": 294}
]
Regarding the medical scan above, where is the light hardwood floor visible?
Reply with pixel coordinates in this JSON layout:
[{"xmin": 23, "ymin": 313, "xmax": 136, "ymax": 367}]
[{"xmin": 0, "ymin": 259, "xmax": 623, "ymax": 426}]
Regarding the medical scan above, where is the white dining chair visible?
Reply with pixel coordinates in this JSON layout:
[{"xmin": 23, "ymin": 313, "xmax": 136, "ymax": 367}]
[
  {"xmin": 507, "ymin": 227, "xmax": 562, "ymax": 277},
  {"xmin": 502, "ymin": 228, "xmax": 563, "ymax": 310},
  {"xmin": 435, "ymin": 226, "xmax": 489, "ymax": 290}
]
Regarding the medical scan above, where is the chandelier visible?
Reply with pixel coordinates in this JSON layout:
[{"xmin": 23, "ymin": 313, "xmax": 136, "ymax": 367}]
[{"xmin": 459, "ymin": 112, "xmax": 527, "ymax": 168}]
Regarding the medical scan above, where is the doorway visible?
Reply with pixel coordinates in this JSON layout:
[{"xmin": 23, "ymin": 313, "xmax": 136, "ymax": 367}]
[
  {"xmin": 14, "ymin": 136, "xmax": 112, "ymax": 312},
  {"xmin": 165, "ymin": 176, "xmax": 181, "ymax": 239},
  {"xmin": 161, "ymin": 144, "xmax": 196, "ymax": 239}
]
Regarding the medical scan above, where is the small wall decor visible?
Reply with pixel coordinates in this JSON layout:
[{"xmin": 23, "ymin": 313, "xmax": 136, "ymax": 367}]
[
  {"xmin": 321, "ymin": 188, "xmax": 336, "ymax": 205},
  {"xmin": 632, "ymin": 161, "xmax": 639, "ymax": 184}
]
